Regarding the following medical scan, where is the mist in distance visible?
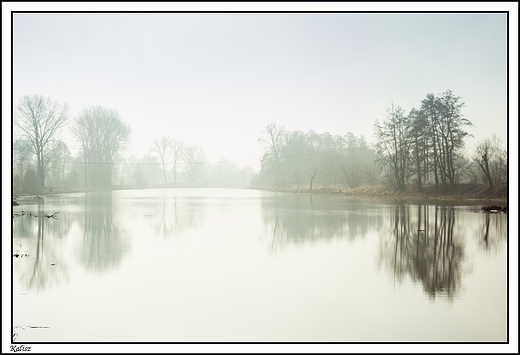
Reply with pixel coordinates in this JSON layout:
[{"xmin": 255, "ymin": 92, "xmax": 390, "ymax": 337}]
[{"xmin": 10, "ymin": 12, "xmax": 511, "ymax": 192}]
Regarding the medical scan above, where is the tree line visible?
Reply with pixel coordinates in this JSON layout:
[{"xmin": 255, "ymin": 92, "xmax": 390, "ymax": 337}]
[
  {"xmin": 13, "ymin": 90, "xmax": 507, "ymax": 195},
  {"xmin": 12, "ymin": 95, "xmax": 251, "ymax": 194},
  {"xmin": 254, "ymin": 90, "xmax": 507, "ymax": 193},
  {"xmin": 253, "ymin": 123, "xmax": 380, "ymax": 189}
]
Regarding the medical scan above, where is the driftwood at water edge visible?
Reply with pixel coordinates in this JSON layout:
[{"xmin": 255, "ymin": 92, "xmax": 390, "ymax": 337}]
[{"xmin": 12, "ymin": 211, "xmax": 60, "ymax": 219}]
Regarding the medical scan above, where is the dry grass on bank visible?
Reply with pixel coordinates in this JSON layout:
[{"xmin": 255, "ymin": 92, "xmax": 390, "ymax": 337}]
[{"xmin": 260, "ymin": 183, "xmax": 508, "ymax": 205}]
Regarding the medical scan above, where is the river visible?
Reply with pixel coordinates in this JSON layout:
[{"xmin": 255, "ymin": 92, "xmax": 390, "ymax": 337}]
[{"xmin": 11, "ymin": 188, "xmax": 508, "ymax": 343}]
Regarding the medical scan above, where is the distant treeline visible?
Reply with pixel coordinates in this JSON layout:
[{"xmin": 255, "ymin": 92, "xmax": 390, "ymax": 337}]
[
  {"xmin": 13, "ymin": 90, "xmax": 507, "ymax": 195},
  {"xmin": 12, "ymin": 95, "xmax": 251, "ymax": 194}
]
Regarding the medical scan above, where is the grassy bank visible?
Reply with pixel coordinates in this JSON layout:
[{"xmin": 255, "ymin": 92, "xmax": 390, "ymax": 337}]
[{"xmin": 255, "ymin": 184, "xmax": 508, "ymax": 206}]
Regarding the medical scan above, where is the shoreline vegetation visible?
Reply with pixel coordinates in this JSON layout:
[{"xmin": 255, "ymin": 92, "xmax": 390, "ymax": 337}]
[
  {"xmin": 13, "ymin": 183, "xmax": 507, "ymax": 208},
  {"xmin": 255, "ymin": 184, "xmax": 508, "ymax": 206}
]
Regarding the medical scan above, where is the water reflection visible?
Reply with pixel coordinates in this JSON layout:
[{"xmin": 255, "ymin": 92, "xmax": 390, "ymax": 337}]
[
  {"xmin": 78, "ymin": 193, "xmax": 130, "ymax": 272},
  {"xmin": 261, "ymin": 194, "xmax": 383, "ymax": 252},
  {"xmin": 13, "ymin": 201, "xmax": 71, "ymax": 291},
  {"xmin": 13, "ymin": 189, "xmax": 507, "ymax": 306},
  {"xmin": 378, "ymin": 204, "xmax": 469, "ymax": 300},
  {"xmin": 479, "ymin": 212, "xmax": 508, "ymax": 254},
  {"xmin": 151, "ymin": 195, "xmax": 207, "ymax": 238},
  {"xmin": 12, "ymin": 190, "xmax": 508, "ymax": 341},
  {"xmin": 261, "ymin": 195, "xmax": 507, "ymax": 301}
]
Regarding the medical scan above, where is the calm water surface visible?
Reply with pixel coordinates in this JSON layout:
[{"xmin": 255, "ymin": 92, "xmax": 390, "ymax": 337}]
[{"xmin": 12, "ymin": 188, "xmax": 508, "ymax": 342}]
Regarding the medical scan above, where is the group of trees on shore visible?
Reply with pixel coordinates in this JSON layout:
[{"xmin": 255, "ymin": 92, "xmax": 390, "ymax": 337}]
[
  {"xmin": 12, "ymin": 90, "xmax": 507, "ymax": 195},
  {"xmin": 374, "ymin": 90, "xmax": 507, "ymax": 192},
  {"xmin": 252, "ymin": 124, "xmax": 380, "ymax": 189},
  {"xmin": 12, "ymin": 95, "xmax": 251, "ymax": 194},
  {"xmin": 254, "ymin": 90, "xmax": 507, "ymax": 193}
]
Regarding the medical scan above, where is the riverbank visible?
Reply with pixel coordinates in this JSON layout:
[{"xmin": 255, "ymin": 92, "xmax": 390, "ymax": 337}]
[
  {"xmin": 12, "ymin": 183, "xmax": 190, "ymax": 198},
  {"xmin": 254, "ymin": 184, "xmax": 508, "ymax": 207},
  {"xmin": 13, "ymin": 183, "xmax": 508, "ymax": 207}
]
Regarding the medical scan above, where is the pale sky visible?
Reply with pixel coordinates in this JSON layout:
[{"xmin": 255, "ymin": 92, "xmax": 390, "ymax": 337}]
[{"xmin": 5, "ymin": 4, "xmax": 516, "ymax": 172}]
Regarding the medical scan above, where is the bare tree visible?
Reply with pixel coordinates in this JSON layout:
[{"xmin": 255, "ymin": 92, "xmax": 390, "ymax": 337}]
[
  {"xmin": 474, "ymin": 135, "xmax": 507, "ymax": 188},
  {"xmin": 343, "ymin": 163, "xmax": 364, "ymax": 188},
  {"xmin": 420, "ymin": 91, "xmax": 473, "ymax": 190},
  {"xmin": 182, "ymin": 144, "xmax": 206, "ymax": 186},
  {"xmin": 151, "ymin": 136, "xmax": 172, "ymax": 184},
  {"xmin": 258, "ymin": 123, "xmax": 286, "ymax": 185},
  {"xmin": 307, "ymin": 163, "xmax": 321, "ymax": 190},
  {"xmin": 15, "ymin": 95, "xmax": 69, "ymax": 192},
  {"xmin": 374, "ymin": 105, "xmax": 410, "ymax": 191},
  {"xmin": 170, "ymin": 140, "xmax": 185, "ymax": 186},
  {"xmin": 72, "ymin": 106, "xmax": 131, "ymax": 187}
]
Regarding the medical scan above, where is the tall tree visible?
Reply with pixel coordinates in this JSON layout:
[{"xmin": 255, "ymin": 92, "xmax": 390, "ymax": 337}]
[
  {"xmin": 436, "ymin": 90, "xmax": 472, "ymax": 188},
  {"xmin": 258, "ymin": 123, "xmax": 286, "ymax": 186},
  {"xmin": 15, "ymin": 95, "xmax": 69, "ymax": 192},
  {"xmin": 73, "ymin": 106, "xmax": 131, "ymax": 187},
  {"xmin": 374, "ymin": 105, "xmax": 410, "ymax": 191},
  {"xmin": 182, "ymin": 144, "xmax": 206, "ymax": 186},
  {"xmin": 170, "ymin": 140, "xmax": 185, "ymax": 186},
  {"xmin": 420, "ymin": 93, "xmax": 442, "ymax": 187},
  {"xmin": 152, "ymin": 136, "xmax": 172, "ymax": 184},
  {"xmin": 420, "ymin": 90, "xmax": 472, "ymax": 190},
  {"xmin": 408, "ymin": 108, "xmax": 428, "ymax": 192}
]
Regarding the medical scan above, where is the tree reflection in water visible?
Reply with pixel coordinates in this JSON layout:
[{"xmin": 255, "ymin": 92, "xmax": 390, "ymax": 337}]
[
  {"xmin": 152, "ymin": 195, "xmax": 207, "ymax": 238},
  {"xmin": 13, "ymin": 200, "xmax": 71, "ymax": 291},
  {"xmin": 78, "ymin": 193, "xmax": 130, "ymax": 272},
  {"xmin": 479, "ymin": 211, "xmax": 507, "ymax": 254},
  {"xmin": 261, "ymin": 194, "xmax": 382, "ymax": 253},
  {"xmin": 379, "ymin": 203, "xmax": 466, "ymax": 301}
]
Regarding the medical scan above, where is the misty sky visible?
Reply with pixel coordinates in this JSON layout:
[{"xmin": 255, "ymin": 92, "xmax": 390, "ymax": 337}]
[{"xmin": 7, "ymin": 6, "xmax": 514, "ymax": 171}]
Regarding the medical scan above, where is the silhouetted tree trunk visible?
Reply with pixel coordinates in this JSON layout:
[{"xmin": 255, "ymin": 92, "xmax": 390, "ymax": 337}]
[{"xmin": 307, "ymin": 164, "xmax": 321, "ymax": 190}]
